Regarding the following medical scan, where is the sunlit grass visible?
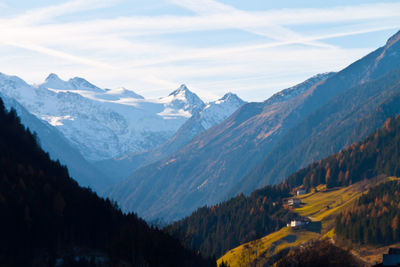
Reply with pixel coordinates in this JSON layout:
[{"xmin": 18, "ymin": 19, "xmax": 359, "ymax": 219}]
[
  {"xmin": 217, "ymin": 227, "xmax": 320, "ymax": 267},
  {"xmin": 217, "ymin": 178, "xmax": 398, "ymax": 266}
]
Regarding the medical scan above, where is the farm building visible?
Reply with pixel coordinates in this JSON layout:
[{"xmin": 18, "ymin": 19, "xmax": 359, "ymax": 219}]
[
  {"xmin": 297, "ymin": 189, "xmax": 306, "ymax": 196},
  {"xmin": 287, "ymin": 198, "xmax": 301, "ymax": 206}
]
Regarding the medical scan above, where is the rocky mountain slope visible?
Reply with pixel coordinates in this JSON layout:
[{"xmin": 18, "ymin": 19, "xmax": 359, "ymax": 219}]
[
  {"xmin": 108, "ymin": 31, "xmax": 400, "ymax": 222},
  {"xmin": 235, "ymin": 30, "xmax": 400, "ymax": 194},
  {"xmin": 107, "ymin": 72, "xmax": 333, "ymax": 221}
]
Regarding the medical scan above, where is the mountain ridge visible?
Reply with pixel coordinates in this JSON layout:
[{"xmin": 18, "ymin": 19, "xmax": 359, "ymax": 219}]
[
  {"xmin": 234, "ymin": 31, "xmax": 400, "ymax": 195},
  {"xmin": 108, "ymin": 31, "xmax": 400, "ymax": 222},
  {"xmin": 107, "ymin": 72, "xmax": 333, "ymax": 221}
]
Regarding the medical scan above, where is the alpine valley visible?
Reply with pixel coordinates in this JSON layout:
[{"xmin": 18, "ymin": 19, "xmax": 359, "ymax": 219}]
[{"xmin": 2, "ymin": 19, "xmax": 400, "ymax": 267}]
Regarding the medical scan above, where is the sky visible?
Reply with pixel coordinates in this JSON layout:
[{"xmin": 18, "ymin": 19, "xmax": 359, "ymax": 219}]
[{"xmin": 0, "ymin": 0, "xmax": 399, "ymax": 102}]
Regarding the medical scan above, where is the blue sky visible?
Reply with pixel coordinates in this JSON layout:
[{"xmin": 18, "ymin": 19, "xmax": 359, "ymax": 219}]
[{"xmin": 0, "ymin": 0, "xmax": 399, "ymax": 101}]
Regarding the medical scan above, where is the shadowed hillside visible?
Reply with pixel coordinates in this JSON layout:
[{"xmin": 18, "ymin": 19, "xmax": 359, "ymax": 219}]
[{"xmin": 0, "ymin": 97, "xmax": 214, "ymax": 267}]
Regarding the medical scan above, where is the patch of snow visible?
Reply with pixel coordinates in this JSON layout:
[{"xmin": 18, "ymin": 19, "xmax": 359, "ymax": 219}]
[{"xmin": 41, "ymin": 115, "xmax": 74, "ymax": 126}]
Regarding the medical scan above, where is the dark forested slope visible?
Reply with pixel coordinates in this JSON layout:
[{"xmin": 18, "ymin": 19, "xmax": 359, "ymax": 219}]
[{"xmin": 0, "ymin": 98, "xmax": 213, "ymax": 267}]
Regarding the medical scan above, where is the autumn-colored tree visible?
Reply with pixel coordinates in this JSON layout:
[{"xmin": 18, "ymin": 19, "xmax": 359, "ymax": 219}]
[{"xmin": 336, "ymin": 181, "xmax": 400, "ymax": 245}]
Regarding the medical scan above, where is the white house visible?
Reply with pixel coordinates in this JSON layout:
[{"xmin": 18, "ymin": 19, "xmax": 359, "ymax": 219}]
[
  {"xmin": 297, "ymin": 189, "xmax": 306, "ymax": 196},
  {"xmin": 287, "ymin": 218, "xmax": 311, "ymax": 228},
  {"xmin": 287, "ymin": 198, "xmax": 301, "ymax": 206},
  {"xmin": 287, "ymin": 220, "xmax": 306, "ymax": 227}
]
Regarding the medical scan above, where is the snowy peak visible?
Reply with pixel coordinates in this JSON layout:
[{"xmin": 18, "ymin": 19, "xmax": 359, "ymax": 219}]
[
  {"xmin": 68, "ymin": 77, "xmax": 103, "ymax": 92},
  {"xmin": 45, "ymin": 73, "xmax": 62, "ymax": 82},
  {"xmin": 168, "ymin": 84, "xmax": 190, "ymax": 96},
  {"xmin": 43, "ymin": 73, "xmax": 68, "ymax": 90},
  {"xmin": 0, "ymin": 72, "xmax": 36, "ymax": 102},
  {"xmin": 41, "ymin": 73, "xmax": 103, "ymax": 92},
  {"xmin": 161, "ymin": 84, "xmax": 205, "ymax": 115},
  {"xmin": 169, "ymin": 84, "xmax": 204, "ymax": 107},
  {"xmin": 221, "ymin": 92, "xmax": 236, "ymax": 100},
  {"xmin": 216, "ymin": 92, "xmax": 244, "ymax": 105},
  {"xmin": 0, "ymin": 72, "xmax": 31, "ymax": 88},
  {"xmin": 199, "ymin": 92, "xmax": 245, "ymax": 130}
]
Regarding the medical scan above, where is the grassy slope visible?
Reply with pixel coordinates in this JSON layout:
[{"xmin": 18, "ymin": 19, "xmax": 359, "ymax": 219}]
[{"xmin": 218, "ymin": 177, "xmax": 399, "ymax": 267}]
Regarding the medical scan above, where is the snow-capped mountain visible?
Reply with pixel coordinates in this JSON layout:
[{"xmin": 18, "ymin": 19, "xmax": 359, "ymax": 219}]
[
  {"xmin": 156, "ymin": 91, "xmax": 245, "ymax": 163},
  {"xmin": 199, "ymin": 92, "xmax": 245, "ymax": 130},
  {"xmin": 0, "ymin": 73, "xmax": 206, "ymax": 161},
  {"xmin": 42, "ymin": 73, "xmax": 104, "ymax": 93},
  {"xmin": 97, "ymin": 92, "xmax": 245, "ymax": 182},
  {"xmin": 161, "ymin": 84, "xmax": 205, "ymax": 115}
]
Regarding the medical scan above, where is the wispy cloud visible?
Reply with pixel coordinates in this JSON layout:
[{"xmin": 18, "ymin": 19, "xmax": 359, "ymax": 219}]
[
  {"xmin": 0, "ymin": 0, "xmax": 398, "ymax": 101},
  {"xmin": 167, "ymin": 0, "xmax": 336, "ymax": 49},
  {"xmin": 7, "ymin": 0, "xmax": 123, "ymax": 25}
]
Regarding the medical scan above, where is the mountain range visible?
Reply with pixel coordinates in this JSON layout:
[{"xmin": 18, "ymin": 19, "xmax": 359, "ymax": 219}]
[
  {"xmin": 1, "ymin": 73, "xmax": 206, "ymax": 162},
  {"xmin": 0, "ymin": 73, "xmax": 245, "ymax": 190},
  {"xmin": 107, "ymin": 30, "xmax": 400, "ymax": 222},
  {"xmin": 95, "ymin": 92, "xmax": 245, "ymax": 182},
  {"xmin": 2, "ymin": 30, "xmax": 400, "ymax": 226},
  {"xmin": 107, "ymin": 72, "xmax": 334, "ymax": 220}
]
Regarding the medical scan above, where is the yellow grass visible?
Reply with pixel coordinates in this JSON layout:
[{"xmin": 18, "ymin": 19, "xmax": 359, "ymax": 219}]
[
  {"xmin": 217, "ymin": 227, "xmax": 320, "ymax": 267},
  {"xmin": 217, "ymin": 178, "xmax": 396, "ymax": 266},
  {"xmin": 295, "ymin": 182, "xmax": 368, "ymax": 229}
]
